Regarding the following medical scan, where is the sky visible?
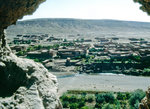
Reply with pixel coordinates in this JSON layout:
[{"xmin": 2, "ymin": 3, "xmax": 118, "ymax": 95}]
[{"xmin": 22, "ymin": 0, "xmax": 150, "ymax": 22}]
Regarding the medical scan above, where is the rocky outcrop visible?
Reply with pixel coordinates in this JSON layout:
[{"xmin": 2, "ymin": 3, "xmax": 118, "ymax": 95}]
[
  {"xmin": 134, "ymin": 0, "xmax": 150, "ymax": 15},
  {"xmin": 0, "ymin": 0, "xmax": 150, "ymax": 108},
  {"xmin": 0, "ymin": 0, "xmax": 46, "ymax": 47},
  {"xmin": 134, "ymin": 1, "xmax": 150, "ymax": 109},
  {"xmin": 0, "ymin": 48, "xmax": 62, "ymax": 109},
  {"xmin": 0, "ymin": 0, "xmax": 62, "ymax": 108},
  {"xmin": 139, "ymin": 88, "xmax": 150, "ymax": 109},
  {"xmin": 0, "ymin": 0, "xmax": 46, "ymax": 29}
]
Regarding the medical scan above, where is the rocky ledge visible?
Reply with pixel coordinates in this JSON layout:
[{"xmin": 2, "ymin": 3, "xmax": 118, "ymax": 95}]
[
  {"xmin": 139, "ymin": 88, "xmax": 150, "ymax": 109},
  {"xmin": 0, "ymin": 47, "xmax": 62, "ymax": 109},
  {"xmin": 0, "ymin": 0, "xmax": 63, "ymax": 108}
]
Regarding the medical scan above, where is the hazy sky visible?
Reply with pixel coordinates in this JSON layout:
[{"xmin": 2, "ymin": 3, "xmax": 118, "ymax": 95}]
[{"xmin": 22, "ymin": 0, "xmax": 150, "ymax": 22}]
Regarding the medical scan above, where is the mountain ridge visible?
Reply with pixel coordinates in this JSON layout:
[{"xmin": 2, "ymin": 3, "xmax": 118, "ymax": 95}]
[
  {"xmin": 6, "ymin": 18, "xmax": 150, "ymax": 38},
  {"xmin": 20, "ymin": 18, "xmax": 150, "ymax": 23}
]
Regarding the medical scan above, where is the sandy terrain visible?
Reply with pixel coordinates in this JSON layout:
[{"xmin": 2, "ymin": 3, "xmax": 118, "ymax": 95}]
[{"xmin": 57, "ymin": 73, "xmax": 150, "ymax": 95}]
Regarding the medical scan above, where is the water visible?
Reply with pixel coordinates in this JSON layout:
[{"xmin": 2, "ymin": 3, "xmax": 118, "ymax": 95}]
[
  {"xmin": 57, "ymin": 72, "xmax": 125, "ymax": 78},
  {"xmin": 58, "ymin": 72, "xmax": 150, "ymax": 94},
  {"xmin": 57, "ymin": 74, "xmax": 75, "ymax": 78}
]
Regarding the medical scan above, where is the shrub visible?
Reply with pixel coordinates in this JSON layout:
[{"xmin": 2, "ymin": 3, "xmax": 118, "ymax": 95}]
[
  {"xmin": 36, "ymin": 45, "xmax": 42, "ymax": 50},
  {"xmin": 16, "ymin": 51, "xmax": 25, "ymax": 56},
  {"xmin": 96, "ymin": 94, "xmax": 105, "ymax": 103},
  {"xmin": 34, "ymin": 58, "xmax": 40, "ymax": 62},
  {"xmin": 102, "ymin": 103, "xmax": 121, "ymax": 109},
  {"xmin": 104, "ymin": 93, "xmax": 115, "ymax": 103},
  {"xmin": 95, "ymin": 103, "xmax": 102, "ymax": 108},
  {"xmin": 60, "ymin": 94, "xmax": 69, "ymax": 101},
  {"xmin": 81, "ymin": 92, "xmax": 87, "ymax": 97},
  {"xmin": 69, "ymin": 95, "xmax": 78, "ymax": 103},
  {"xmin": 129, "ymin": 89, "xmax": 145, "ymax": 108},
  {"xmin": 125, "ymin": 92, "xmax": 131, "ymax": 100},
  {"xmin": 62, "ymin": 101, "xmax": 69, "ymax": 108},
  {"xmin": 143, "ymin": 68, "xmax": 150, "ymax": 76},
  {"xmin": 63, "ymin": 39, "xmax": 67, "ymax": 42},
  {"xmin": 69, "ymin": 103, "xmax": 78, "ymax": 109},
  {"xmin": 117, "ymin": 92, "xmax": 127, "ymax": 100},
  {"xmin": 102, "ymin": 103, "xmax": 114, "ymax": 109},
  {"xmin": 134, "ymin": 100, "xmax": 140, "ymax": 109},
  {"xmin": 119, "ymin": 100, "xmax": 127, "ymax": 108},
  {"xmin": 27, "ymin": 46, "xmax": 34, "ymax": 52},
  {"xmin": 78, "ymin": 101, "xmax": 85, "ymax": 108},
  {"xmin": 86, "ymin": 95, "xmax": 94, "ymax": 103},
  {"xmin": 81, "ymin": 106, "xmax": 89, "ymax": 109},
  {"xmin": 119, "ymin": 100, "xmax": 127, "ymax": 105},
  {"xmin": 96, "ymin": 93, "xmax": 115, "ymax": 104}
]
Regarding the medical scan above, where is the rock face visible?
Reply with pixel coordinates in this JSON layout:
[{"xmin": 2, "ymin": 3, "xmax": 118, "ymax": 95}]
[
  {"xmin": 0, "ymin": 0, "xmax": 62, "ymax": 108},
  {"xmin": 0, "ymin": 0, "xmax": 46, "ymax": 47},
  {"xmin": 0, "ymin": 0, "xmax": 150, "ymax": 108},
  {"xmin": 134, "ymin": 0, "xmax": 150, "ymax": 15},
  {"xmin": 0, "ymin": 48, "xmax": 62, "ymax": 109},
  {"xmin": 0, "ymin": 0, "xmax": 46, "ymax": 29},
  {"xmin": 139, "ymin": 88, "xmax": 150, "ymax": 109},
  {"xmin": 134, "ymin": 1, "xmax": 150, "ymax": 109}
]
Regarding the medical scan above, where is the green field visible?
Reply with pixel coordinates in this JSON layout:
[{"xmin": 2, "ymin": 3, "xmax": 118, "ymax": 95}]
[{"xmin": 60, "ymin": 90, "xmax": 145, "ymax": 109}]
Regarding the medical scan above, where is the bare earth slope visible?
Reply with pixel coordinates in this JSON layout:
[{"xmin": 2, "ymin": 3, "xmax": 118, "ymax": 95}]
[{"xmin": 6, "ymin": 18, "xmax": 150, "ymax": 38}]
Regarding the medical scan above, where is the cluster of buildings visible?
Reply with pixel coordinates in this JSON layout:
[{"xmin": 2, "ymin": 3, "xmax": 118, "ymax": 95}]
[
  {"xmin": 10, "ymin": 34, "xmax": 150, "ymax": 69},
  {"xmin": 12, "ymin": 34, "xmax": 49, "ymax": 44},
  {"xmin": 27, "ymin": 50, "xmax": 57, "ymax": 59},
  {"xmin": 9, "ymin": 33, "xmax": 150, "ymax": 73},
  {"xmin": 89, "ymin": 37, "xmax": 150, "ymax": 60}
]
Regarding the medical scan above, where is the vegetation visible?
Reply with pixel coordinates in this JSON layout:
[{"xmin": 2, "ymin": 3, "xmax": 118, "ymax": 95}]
[
  {"xmin": 129, "ymin": 89, "xmax": 145, "ymax": 109},
  {"xmin": 60, "ymin": 90, "xmax": 145, "ymax": 109},
  {"xmin": 16, "ymin": 51, "xmax": 26, "ymax": 56},
  {"xmin": 89, "ymin": 48, "xmax": 103, "ymax": 52},
  {"xmin": 14, "ymin": 36, "xmax": 150, "ymax": 76},
  {"xmin": 79, "ymin": 54, "xmax": 150, "ymax": 76}
]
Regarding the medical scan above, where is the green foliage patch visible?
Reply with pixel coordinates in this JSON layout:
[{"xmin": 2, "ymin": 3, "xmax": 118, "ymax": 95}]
[{"xmin": 60, "ymin": 90, "xmax": 145, "ymax": 109}]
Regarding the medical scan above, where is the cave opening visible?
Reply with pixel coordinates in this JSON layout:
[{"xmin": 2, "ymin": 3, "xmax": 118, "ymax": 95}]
[
  {"xmin": 0, "ymin": 0, "xmax": 150, "ymax": 97},
  {"xmin": 0, "ymin": 0, "xmax": 150, "ymax": 108}
]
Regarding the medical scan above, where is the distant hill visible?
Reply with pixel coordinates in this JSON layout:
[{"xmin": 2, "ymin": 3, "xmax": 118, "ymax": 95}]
[{"xmin": 6, "ymin": 18, "xmax": 150, "ymax": 38}]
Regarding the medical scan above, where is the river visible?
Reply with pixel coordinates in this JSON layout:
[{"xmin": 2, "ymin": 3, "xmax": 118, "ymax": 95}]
[{"xmin": 57, "ymin": 73, "xmax": 150, "ymax": 95}]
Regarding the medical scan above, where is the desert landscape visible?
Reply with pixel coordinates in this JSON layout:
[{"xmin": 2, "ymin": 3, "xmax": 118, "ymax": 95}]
[
  {"xmin": 5, "ymin": 18, "xmax": 150, "ymax": 95},
  {"xmin": 1, "ymin": 0, "xmax": 150, "ymax": 108}
]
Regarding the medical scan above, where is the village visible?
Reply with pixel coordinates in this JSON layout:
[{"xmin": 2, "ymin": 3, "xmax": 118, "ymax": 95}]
[{"xmin": 9, "ymin": 34, "xmax": 150, "ymax": 76}]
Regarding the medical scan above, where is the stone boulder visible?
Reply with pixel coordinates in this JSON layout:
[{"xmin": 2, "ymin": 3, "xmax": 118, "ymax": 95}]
[{"xmin": 0, "ymin": 48, "xmax": 62, "ymax": 109}]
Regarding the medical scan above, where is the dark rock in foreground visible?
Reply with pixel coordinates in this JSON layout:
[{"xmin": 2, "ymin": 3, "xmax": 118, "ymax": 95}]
[
  {"xmin": 0, "ymin": 47, "xmax": 62, "ymax": 109},
  {"xmin": 139, "ymin": 88, "xmax": 150, "ymax": 109}
]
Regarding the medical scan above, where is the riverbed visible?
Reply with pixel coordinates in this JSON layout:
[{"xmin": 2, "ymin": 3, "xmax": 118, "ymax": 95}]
[{"xmin": 57, "ymin": 73, "xmax": 150, "ymax": 95}]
